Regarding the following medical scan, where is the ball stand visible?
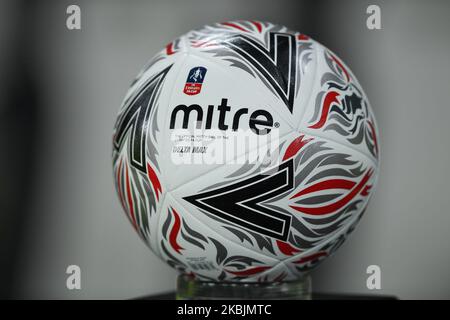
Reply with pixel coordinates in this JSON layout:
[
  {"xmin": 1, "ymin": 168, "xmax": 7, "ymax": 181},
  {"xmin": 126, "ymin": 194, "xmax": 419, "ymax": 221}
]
[{"xmin": 176, "ymin": 274, "xmax": 312, "ymax": 300}]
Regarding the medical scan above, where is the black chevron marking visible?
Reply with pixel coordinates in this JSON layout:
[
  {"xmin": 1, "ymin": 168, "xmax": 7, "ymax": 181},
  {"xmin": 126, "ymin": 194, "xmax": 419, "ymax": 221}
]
[
  {"xmin": 113, "ymin": 65, "xmax": 172, "ymax": 173},
  {"xmin": 184, "ymin": 160, "xmax": 294, "ymax": 240},
  {"xmin": 221, "ymin": 32, "xmax": 297, "ymax": 113}
]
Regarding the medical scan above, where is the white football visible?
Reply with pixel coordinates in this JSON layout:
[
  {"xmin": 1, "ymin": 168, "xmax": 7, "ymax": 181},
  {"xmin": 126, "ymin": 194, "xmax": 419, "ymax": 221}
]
[{"xmin": 112, "ymin": 21, "xmax": 380, "ymax": 282}]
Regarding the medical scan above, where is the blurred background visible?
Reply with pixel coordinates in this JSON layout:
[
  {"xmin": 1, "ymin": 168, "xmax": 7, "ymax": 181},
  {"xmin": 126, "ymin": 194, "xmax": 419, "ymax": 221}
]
[{"xmin": 0, "ymin": 0, "xmax": 449, "ymax": 299}]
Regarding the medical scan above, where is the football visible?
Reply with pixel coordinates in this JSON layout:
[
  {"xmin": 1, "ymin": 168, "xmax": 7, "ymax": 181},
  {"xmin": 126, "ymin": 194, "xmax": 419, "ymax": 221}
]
[{"xmin": 112, "ymin": 21, "xmax": 379, "ymax": 282}]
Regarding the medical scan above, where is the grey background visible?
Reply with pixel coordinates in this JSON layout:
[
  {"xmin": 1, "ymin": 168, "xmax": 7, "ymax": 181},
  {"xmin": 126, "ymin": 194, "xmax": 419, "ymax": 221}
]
[{"xmin": 1, "ymin": 0, "xmax": 449, "ymax": 299}]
